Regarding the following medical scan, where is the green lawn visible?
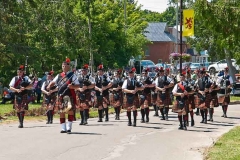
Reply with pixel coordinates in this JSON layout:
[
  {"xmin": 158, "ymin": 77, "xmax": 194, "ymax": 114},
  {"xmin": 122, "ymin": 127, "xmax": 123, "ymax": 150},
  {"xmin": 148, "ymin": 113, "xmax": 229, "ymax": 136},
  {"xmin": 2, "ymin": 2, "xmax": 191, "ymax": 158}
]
[
  {"xmin": 0, "ymin": 102, "xmax": 115, "ymax": 124},
  {"xmin": 205, "ymin": 126, "xmax": 240, "ymax": 160}
]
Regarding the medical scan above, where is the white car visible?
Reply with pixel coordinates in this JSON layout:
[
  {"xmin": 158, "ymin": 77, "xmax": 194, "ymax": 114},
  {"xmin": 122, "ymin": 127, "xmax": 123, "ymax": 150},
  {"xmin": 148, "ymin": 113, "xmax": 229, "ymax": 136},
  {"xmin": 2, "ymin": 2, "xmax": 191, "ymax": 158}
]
[{"xmin": 208, "ymin": 59, "xmax": 239, "ymax": 73}]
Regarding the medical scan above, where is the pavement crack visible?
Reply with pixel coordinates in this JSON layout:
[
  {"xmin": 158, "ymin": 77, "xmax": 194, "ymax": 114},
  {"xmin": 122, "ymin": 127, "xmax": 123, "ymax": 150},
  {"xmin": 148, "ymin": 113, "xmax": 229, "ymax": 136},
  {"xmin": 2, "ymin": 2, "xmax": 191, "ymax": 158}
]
[
  {"xmin": 55, "ymin": 143, "xmax": 90, "ymax": 159},
  {"xmin": 101, "ymin": 131, "xmax": 156, "ymax": 160}
]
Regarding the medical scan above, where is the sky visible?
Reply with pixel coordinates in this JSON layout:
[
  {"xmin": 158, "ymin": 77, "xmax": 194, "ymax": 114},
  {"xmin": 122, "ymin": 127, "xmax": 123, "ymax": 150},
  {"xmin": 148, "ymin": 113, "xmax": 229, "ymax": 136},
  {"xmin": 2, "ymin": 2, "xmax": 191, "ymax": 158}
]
[{"xmin": 137, "ymin": 0, "xmax": 169, "ymax": 13}]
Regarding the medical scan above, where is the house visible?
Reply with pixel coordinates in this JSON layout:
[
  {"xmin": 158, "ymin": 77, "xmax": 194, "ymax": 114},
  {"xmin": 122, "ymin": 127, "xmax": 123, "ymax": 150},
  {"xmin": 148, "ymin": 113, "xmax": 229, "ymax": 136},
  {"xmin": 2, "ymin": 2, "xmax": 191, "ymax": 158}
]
[
  {"xmin": 144, "ymin": 22, "xmax": 184, "ymax": 64},
  {"xmin": 143, "ymin": 22, "xmax": 192, "ymax": 64}
]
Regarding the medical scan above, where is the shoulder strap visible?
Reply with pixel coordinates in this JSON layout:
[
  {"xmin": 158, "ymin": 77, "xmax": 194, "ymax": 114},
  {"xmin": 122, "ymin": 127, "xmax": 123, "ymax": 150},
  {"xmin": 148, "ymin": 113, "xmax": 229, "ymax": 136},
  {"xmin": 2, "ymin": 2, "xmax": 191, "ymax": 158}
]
[{"xmin": 178, "ymin": 83, "xmax": 185, "ymax": 91}]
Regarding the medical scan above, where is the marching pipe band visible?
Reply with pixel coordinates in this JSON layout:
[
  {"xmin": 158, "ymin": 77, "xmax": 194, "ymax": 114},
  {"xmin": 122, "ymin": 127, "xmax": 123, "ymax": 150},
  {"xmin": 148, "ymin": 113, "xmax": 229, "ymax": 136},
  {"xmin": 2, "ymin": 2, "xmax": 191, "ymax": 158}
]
[{"xmin": 8, "ymin": 59, "xmax": 235, "ymax": 133}]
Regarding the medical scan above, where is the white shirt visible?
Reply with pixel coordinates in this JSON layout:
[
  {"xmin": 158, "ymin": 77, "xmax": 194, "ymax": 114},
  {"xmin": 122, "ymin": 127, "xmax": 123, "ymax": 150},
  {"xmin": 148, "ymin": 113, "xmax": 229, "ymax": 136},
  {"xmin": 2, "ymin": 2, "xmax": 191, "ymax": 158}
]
[
  {"xmin": 122, "ymin": 77, "xmax": 136, "ymax": 89},
  {"xmin": 216, "ymin": 74, "xmax": 233, "ymax": 86},
  {"xmin": 9, "ymin": 76, "xmax": 31, "ymax": 88},
  {"xmin": 41, "ymin": 80, "xmax": 51, "ymax": 91},
  {"xmin": 154, "ymin": 76, "xmax": 173, "ymax": 87},
  {"xmin": 52, "ymin": 72, "xmax": 79, "ymax": 85}
]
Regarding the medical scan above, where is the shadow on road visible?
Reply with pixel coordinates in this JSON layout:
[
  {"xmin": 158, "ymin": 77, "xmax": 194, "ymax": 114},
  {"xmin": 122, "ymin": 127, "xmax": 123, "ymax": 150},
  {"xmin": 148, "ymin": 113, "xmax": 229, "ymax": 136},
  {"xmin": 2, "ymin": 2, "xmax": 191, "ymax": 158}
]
[
  {"xmin": 186, "ymin": 129, "xmax": 213, "ymax": 132},
  {"xmin": 194, "ymin": 126, "xmax": 218, "ymax": 130},
  {"xmin": 207, "ymin": 123, "xmax": 234, "ymax": 127},
  {"xmin": 87, "ymin": 124, "xmax": 116, "ymax": 126},
  {"xmin": 225, "ymin": 117, "xmax": 240, "ymax": 120},
  {"xmin": 136, "ymin": 125, "xmax": 163, "ymax": 129},
  {"xmin": 68, "ymin": 132, "xmax": 102, "ymax": 135},
  {"xmin": 148, "ymin": 122, "xmax": 173, "ymax": 126},
  {"xmin": 24, "ymin": 125, "xmax": 55, "ymax": 128}
]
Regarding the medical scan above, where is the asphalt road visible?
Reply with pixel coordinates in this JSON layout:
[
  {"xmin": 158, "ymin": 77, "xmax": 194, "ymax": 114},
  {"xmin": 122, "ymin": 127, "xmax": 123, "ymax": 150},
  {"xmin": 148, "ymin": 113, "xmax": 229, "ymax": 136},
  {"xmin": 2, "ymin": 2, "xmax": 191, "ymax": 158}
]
[{"xmin": 0, "ymin": 105, "xmax": 240, "ymax": 160}]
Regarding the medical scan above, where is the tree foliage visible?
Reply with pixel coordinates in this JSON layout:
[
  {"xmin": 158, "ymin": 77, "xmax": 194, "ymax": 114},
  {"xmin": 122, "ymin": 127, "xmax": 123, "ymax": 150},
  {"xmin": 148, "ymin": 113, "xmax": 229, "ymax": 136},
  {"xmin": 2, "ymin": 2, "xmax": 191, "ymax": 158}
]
[{"xmin": 0, "ymin": 0, "xmax": 149, "ymax": 85}]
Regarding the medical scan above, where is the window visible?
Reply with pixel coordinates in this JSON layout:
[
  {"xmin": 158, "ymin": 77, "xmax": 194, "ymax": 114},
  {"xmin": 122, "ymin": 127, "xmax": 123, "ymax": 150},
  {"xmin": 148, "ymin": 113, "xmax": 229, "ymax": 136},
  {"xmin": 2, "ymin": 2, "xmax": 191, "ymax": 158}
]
[{"xmin": 145, "ymin": 48, "xmax": 149, "ymax": 56}]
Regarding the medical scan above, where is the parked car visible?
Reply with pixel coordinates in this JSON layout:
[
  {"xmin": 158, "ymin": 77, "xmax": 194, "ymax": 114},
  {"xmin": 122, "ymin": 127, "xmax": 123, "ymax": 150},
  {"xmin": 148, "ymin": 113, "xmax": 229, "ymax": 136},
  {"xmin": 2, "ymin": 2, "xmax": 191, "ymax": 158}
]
[
  {"xmin": 155, "ymin": 63, "xmax": 170, "ymax": 69},
  {"xmin": 143, "ymin": 66, "xmax": 157, "ymax": 78},
  {"xmin": 134, "ymin": 60, "xmax": 155, "ymax": 74},
  {"xmin": 177, "ymin": 62, "xmax": 192, "ymax": 71},
  {"xmin": 207, "ymin": 59, "xmax": 239, "ymax": 74}
]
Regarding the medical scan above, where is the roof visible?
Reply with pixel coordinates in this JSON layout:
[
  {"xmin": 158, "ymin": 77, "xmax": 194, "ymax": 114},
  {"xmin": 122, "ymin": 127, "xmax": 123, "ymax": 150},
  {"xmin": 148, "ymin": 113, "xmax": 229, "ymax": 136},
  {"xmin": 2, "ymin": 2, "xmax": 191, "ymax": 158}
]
[{"xmin": 144, "ymin": 22, "xmax": 177, "ymax": 42}]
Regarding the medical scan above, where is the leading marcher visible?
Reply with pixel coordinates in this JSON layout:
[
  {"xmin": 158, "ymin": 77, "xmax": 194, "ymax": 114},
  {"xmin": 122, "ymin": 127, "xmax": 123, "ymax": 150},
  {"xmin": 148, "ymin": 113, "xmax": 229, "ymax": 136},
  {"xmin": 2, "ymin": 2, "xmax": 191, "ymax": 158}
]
[
  {"xmin": 47, "ymin": 58, "xmax": 79, "ymax": 133},
  {"xmin": 9, "ymin": 65, "xmax": 32, "ymax": 128}
]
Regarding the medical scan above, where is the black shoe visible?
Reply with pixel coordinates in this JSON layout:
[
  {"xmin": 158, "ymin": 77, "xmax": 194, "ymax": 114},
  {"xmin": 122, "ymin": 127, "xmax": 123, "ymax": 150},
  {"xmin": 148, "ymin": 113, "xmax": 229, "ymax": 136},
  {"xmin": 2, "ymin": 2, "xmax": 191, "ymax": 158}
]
[
  {"xmin": 46, "ymin": 121, "xmax": 50, "ymax": 124},
  {"xmin": 221, "ymin": 114, "xmax": 224, "ymax": 117},
  {"xmin": 191, "ymin": 120, "xmax": 195, "ymax": 126},
  {"xmin": 186, "ymin": 122, "xmax": 189, "ymax": 126},
  {"xmin": 128, "ymin": 122, "xmax": 132, "ymax": 126},
  {"xmin": 117, "ymin": 116, "xmax": 120, "ymax": 120},
  {"xmin": 105, "ymin": 118, "xmax": 109, "ymax": 122},
  {"xmin": 140, "ymin": 119, "xmax": 145, "ymax": 123},
  {"xmin": 207, "ymin": 118, "xmax": 211, "ymax": 121},
  {"xmin": 183, "ymin": 126, "xmax": 187, "ymax": 130},
  {"xmin": 98, "ymin": 119, "xmax": 103, "ymax": 122},
  {"xmin": 165, "ymin": 115, "xmax": 168, "ymax": 121},
  {"xmin": 18, "ymin": 124, "xmax": 23, "ymax": 128},
  {"xmin": 50, "ymin": 121, "xmax": 53, "ymax": 124},
  {"xmin": 67, "ymin": 130, "xmax": 71, "ymax": 133},
  {"xmin": 200, "ymin": 119, "xmax": 204, "ymax": 123},
  {"xmin": 153, "ymin": 113, "xmax": 159, "ymax": 117},
  {"xmin": 79, "ymin": 121, "xmax": 84, "ymax": 125},
  {"xmin": 210, "ymin": 118, "xmax": 213, "ymax": 122},
  {"xmin": 133, "ymin": 122, "xmax": 136, "ymax": 127},
  {"xmin": 224, "ymin": 114, "xmax": 227, "ymax": 118},
  {"xmin": 60, "ymin": 130, "xmax": 66, "ymax": 133},
  {"xmin": 160, "ymin": 117, "xmax": 165, "ymax": 120},
  {"xmin": 146, "ymin": 117, "xmax": 149, "ymax": 123},
  {"xmin": 204, "ymin": 119, "xmax": 207, "ymax": 124},
  {"xmin": 178, "ymin": 126, "xmax": 183, "ymax": 130}
]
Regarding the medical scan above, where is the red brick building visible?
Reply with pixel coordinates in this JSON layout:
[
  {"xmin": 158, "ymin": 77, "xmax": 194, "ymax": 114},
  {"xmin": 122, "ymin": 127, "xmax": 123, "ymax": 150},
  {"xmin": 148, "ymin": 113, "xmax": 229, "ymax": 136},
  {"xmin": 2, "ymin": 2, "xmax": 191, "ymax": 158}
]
[{"xmin": 144, "ymin": 22, "xmax": 188, "ymax": 64}]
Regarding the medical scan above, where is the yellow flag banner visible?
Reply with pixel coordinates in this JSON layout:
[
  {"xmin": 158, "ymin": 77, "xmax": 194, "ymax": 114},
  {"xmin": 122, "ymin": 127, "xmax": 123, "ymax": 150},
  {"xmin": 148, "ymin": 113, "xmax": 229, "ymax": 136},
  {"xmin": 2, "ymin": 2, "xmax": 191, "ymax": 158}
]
[{"xmin": 183, "ymin": 9, "xmax": 194, "ymax": 37}]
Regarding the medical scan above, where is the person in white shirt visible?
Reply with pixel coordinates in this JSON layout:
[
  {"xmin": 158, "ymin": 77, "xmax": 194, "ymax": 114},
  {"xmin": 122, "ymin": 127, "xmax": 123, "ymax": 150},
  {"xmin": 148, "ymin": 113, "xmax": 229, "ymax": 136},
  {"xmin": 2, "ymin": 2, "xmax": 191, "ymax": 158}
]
[
  {"xmin": 41, "ymin": 71, "xmax": 57, "ymax": 124},
  {"xmin": 216, "ymin": 67, "xmax": 233, "ymax": 118},
  {"xmin": 47, "ymin": 58, "xmax": 79, "ymax": 133},
  {"xmin": 9, "ymin": 65, "xmax": 32, "ymax": 128}
]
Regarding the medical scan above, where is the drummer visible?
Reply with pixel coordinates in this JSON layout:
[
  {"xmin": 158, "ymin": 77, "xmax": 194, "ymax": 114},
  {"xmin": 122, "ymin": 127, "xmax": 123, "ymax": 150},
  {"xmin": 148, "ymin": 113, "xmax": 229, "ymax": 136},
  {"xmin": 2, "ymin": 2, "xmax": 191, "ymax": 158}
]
[{"xmin": 216, "ymin": 67, "xmax": 233, "ymax": 118}]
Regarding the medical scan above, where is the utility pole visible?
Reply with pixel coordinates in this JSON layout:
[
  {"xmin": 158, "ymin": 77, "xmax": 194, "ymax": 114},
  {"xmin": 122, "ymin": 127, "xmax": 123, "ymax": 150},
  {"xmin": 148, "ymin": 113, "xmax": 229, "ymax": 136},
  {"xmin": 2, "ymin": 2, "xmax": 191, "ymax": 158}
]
[
  {"xmin": 179, "ymin": 0, "xmax": 183, "ymax": 73},
  {"xmin": 124, "ymin": 0, "xmax": 127, "ymax": 34},
  {"xmin": 87, "ymin": 0, "xmax": 93, "ymax": 75}
]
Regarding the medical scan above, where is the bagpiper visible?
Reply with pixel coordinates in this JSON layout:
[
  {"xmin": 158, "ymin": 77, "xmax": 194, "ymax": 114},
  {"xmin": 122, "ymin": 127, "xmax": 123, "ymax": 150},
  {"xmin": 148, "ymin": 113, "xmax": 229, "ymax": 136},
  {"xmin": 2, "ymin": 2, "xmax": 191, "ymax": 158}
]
[
  {"xmin": 139, "ymin": 68, "xmax": 155, "ymax": 123},
  {"xmin": 9, "ymin": 65, "xmax": 32, "ymax": 128},
  {"xmin": 216, "ymin": 67, "xmax": 233, "ymax": 118},
  {"xmin": 47, "ymin": 58, "xmax": 79, "ymax": 133},
  {"xmin": 196, "ymin": 68, "xmax": 212, "ymax": 124},
  {"xmin": 122, "ymin": 67, "xmax": 144, "ymax": 127},
  {"xmin": 154, "ymin": 67, "xmax": 174, "ymax": 120},
  {"xmin": 94, "ymin": 64, "xmax": 113, "ymax": 122},
  {"xmin": 111, "ymin": 69, "xmax": 124, "ymax": 120},
  {"xmin": 41, "ymin": 71, "xmax": 57, "ymax": 124},
  {"xmin": 76, "ymin": 64, "xmax": 95, "ymax": 125},
  {"xmin": 172, "ymin": 71, "xmax": 188, "ymax": 130},
  {"xmin": 152, "ymin": 68, "xmax": 160, "ymax": 116},
  {"xmin": 185, "ymin": 69, "xmax": 196, "ymax": 126}
]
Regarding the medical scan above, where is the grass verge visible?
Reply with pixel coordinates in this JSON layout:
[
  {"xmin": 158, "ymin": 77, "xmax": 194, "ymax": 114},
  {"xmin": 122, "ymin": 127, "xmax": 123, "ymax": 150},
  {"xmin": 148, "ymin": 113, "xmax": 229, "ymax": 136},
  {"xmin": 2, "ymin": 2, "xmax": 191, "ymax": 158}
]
[
  {"xmin": 0, "ymin": 103, "xmax": 115, "ymax": 124},
  {"xmin": 205, "ymin": 126, "xmax": 240, "ymax": 160}
]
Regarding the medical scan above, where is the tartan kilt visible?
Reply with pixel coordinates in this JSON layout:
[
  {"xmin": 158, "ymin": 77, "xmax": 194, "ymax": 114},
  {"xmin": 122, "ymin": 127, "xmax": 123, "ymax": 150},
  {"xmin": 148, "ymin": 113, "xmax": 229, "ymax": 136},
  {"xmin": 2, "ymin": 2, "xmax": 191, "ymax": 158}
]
[
  {"xmin": 111, "ymin": 91, "xmax": 123, "ymax": 107},
  {"xmin": 210, "ymin": 95, "xmax": 219, "ymax": 108},
  {"xmin": 76, "ymin": 91, "xmax": 91, "ymax": 109},
  {"xmin": 172, "ymin": 100, "xmax": 188, "ymax": 114},
  {"xmin": 205, "ymin": 93, "xmax": 212, "ymax": 108},
  {"xmin": 95, "ymin": 94, "xmax": 110, "ymax": 108},
  {"xmin": 44, "ymin": 93, "xmax": 57, "ymax": 110},
  {"xmin": 163, "ymin": 92, "xmax": 171, "ymax": 106},
  {"xmin": 139, "ymin": 93, "xmax": 151, "ymax": 106},
  {"xmin": 55, "ymin": 95, "xmax": 76, "ymax": 112},
  {"xmin": 13, "ymin": 94, "xmax": 29, "ymax": 112},
  {"xmin": 218, "ymin": 94, "xmax": 230, "ymax": 105},
  {"xmin": 123, "ymin": 94, "xmax": 139, "ymax": 109},
  {"xmin": 196, "ymin": 94, "xmax": 206, "ymax": 109},
  {"xmin": 151, "ymin": 92, "xmax": 157, "ymax": 104},
  {"xmin": 188, "ymin": 94, "xmax": 195, "ymax": 109}
]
